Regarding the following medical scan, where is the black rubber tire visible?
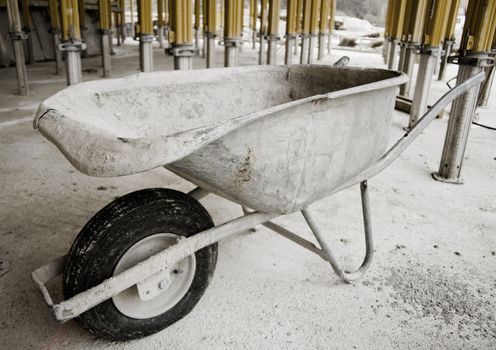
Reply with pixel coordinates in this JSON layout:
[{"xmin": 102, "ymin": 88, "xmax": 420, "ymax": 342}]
[{"xmin": 63, "ymin": 188, "xmax": 218, "ymax": 341}]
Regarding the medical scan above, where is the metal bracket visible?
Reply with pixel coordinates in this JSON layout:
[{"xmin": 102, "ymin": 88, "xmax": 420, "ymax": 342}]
[
  {"xmin": 139, "ymin": 34, "xmax": 154, "ymax": 43},
  {"xmin": 449, "ymin": 55, "xmax": 495, "ymax": 67},
  {"xmin": 417, "ymin": 46, "xmax": 443, "ymax": 56},
  {"xmin": 99, "ymin": 29, "xmax": 113, "ymax": 35},
  {"xmin": 7, "ymin": 31, "xmax": 28, "ymax": 40},
  {"xmin": 58, "ymin": 41, "xmax": 87, "ymax": 52},
  {"xmin": 224, "ymin": 38, "xmax": 242, "ymax": 48},
  {"xmin": 205, "ymin": 32, "xmax": 217, "ymax": 39},
  {"xmin": 169, "ymin": 44, "xmax": 196, "ymax": 57}
]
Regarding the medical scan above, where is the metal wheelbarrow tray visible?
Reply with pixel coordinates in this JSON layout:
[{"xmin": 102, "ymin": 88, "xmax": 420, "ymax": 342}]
[{"xmin": 31, "ymin": 65, "xmax": 485, "ymax": 341}]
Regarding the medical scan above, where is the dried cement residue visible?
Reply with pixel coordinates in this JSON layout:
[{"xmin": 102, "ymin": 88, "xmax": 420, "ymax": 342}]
[{"xmin": 386, "ymin": 264, "xmax": 496, "ymax": 340}]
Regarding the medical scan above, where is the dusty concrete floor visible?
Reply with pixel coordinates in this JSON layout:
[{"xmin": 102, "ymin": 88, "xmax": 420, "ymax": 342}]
[{"xmin": 1, "ymin": 40, "xmax": 495, "ymax": 349}]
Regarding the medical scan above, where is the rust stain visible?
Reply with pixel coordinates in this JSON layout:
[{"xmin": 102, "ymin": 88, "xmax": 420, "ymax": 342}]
[{"xmin": 234, "ymin": 148, "xmax": 253, "ymax": 184}]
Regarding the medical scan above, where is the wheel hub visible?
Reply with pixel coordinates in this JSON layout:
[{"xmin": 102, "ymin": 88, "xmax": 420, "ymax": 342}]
[{"xmin": 112, "ymin": 233, "xmax": 196, "ymax": 319}]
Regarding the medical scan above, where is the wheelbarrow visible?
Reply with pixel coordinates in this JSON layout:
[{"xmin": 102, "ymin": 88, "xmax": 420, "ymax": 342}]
[{"xmin": 31, "ymin": 64, "xmax": 484, "ymax": 341}]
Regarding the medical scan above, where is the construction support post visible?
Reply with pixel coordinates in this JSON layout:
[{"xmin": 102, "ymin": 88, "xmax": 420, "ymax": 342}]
[
  {"xmin": 300, "ymin": 0, "xmax": 311, "ymax": 64},
  {"xmin": 48, "ymin": 0, "xmax": 63, "ymax": 75},
  {"xmin": 138, "ymin": 0, "xmax": 153, "ymax": 72},
  {"xmin": 285, "ymin": 0, "xmax": 298, "ymax": 65},
  {"xmin": 99, "ymin": 0, "xmax": 112, "ymax": 77},
  {"xmin": 194, "ymin": 0, "xmax": 201, "ymax": 51},
  {"xmin": 157, "ymin": 0, "xmax": 165, "ymax": 48},
  {"xmin": 21, "ymin": 0, "xmax": 34, "ymax": 64},
  {"xmin": 408, "ymin": 0, "xmax": 451, "ymax": 129},
  {"xmin": 250, "ymin": 0, "xmax": 257, "ymax": 49},
  {"xmin": 59, "ymin": 0, "xmax": 84, "ymax": 85},
  {"xmin": 327, "ymin": 0, "xmax": 334, "ymax": 54},
  {"xmin": 383, "ymin": 0, "xmax": 394, "ymax": 64},
  {"xmin": 307, "ymin": 0, "xmax": 319, "ymax": 64},
  {"xmin": 169, "ymin": 0, "xmax": 195, "ymax": 70},
  {"xmin": 205, "ymin": 0, "xmax": 217, "ymax": 68},
  {"xmin": 258, "ymin": 0, "xmax": 268, "ymax": 64},
  {"xmin": 433, "ymin": 0, "xmax": 496, "ymax": 183},
  {"xmin": 317, "ymin": 0, "xmax": 329, "ymax": 60},
  {"xmin": 130, "ymin": 0, "xmax": 135, "ymax": 37},
  {"xmin": 398, "ymin": 0, "xmax": 428, "ymax": 97},
  {"xmin": 438, "ymin": 0, "xmax": 461, "ymax": 80},
  {"xmin": 164, "ymin": 0, "xmax": 170, "ymax": 49},
  {"xmin": 479, "ymin": 31, "xmax": 496, "ymax": 107},
  {"xmin": 6, "ymin": 0, "xmax": 29, "ymax": 95},
  {"xmin": 108, "ymin": 2, "xmax": 115, "ymax": 55},
  {"xmin": 387, "ymin": 0, "xmax": 406, "ymax": 70},
  {"xmin": 224, "ymin": 0, "xmax": 243, "ymax": 67},
  {"xmin": 118, "ymin": 0, "xmax": 125, "ymax": 44},
  {"xmin": 78, "ymin": 0, "xmax": 87, "ymax": 50},
  {"xmin": 294, "ymin": 0, "xmax": 302, "ymax": 55},
  {"xmin": 266, "ymin": 0, "xmax": 281, "ymax": 65}
]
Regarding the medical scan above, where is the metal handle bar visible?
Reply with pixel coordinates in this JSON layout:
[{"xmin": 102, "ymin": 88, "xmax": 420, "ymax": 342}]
[{"xmin": 331, "ymin": 71, "xmax": 486, "ymax": 194}]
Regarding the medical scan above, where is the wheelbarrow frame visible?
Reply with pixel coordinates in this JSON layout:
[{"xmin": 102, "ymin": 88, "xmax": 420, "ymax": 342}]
[{"xmin": 32, "ymin": 71, "xmax": 485, "ymax": 323}]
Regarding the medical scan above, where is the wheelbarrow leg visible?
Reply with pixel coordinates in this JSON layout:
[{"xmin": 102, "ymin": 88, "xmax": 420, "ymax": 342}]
[{"xmin": 302, "ymin": 181, "xmax": 373, "ymax": 283}]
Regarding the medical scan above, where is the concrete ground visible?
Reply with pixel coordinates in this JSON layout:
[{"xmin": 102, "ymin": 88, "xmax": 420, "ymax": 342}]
[{"xmin": 0, "ymin": 40, "xmax": 495, "ymax": 349}]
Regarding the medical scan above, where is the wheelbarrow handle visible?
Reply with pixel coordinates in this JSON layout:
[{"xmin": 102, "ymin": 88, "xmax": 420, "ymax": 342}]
[{"xmin": 332, "ymin": 71, "xmax": 486, "ymax": 194}]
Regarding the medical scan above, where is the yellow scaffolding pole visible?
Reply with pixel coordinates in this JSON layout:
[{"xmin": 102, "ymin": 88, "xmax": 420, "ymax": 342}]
[
  {"xmin": 422, "ymin": 0, "xmax": 451, "ymax": 47},
  {"xmin": 224, "ymin": 0, "xmax": 242, "ymax": 38},
  {"xmin": 327, "ymin": 0, "xmax": 334, "ymax": 51},
  {"xmin": 317, "ymin": 0, "xmax": 329, "ymax": 59},
  {"xmin": 460, "ymin": 0, "xmax": 496, "ymax": 54},
  {"xmin": 205, "ymin": 0, "xmax": 217, "ymax": 33},
  {"xmin": 437, "ymin": 0, "xmax": 460, "ymax": 80},
  {"xmin": 194, "ymin": 0, "xmax": 201, "ymax": 30},
  {"xmin": 301, "ymin": 0, "xmax": 311, "ymax": 35},
  {"xmin": 99, "ymin": 0, "xmax": 112, "ymax": 77},
  {"xmin": 99, "ymin": 0, "xmax": 111, "ymax": 30},
  {"xmin": 309, "ymin": 0, "xmax": 319, "ymax": 36},
  {"xmin": 390, "ymin": 0, "xmax": 406, "ymax": 41},
  {"xmin": 328, "ymin": 0, "xmax": 335, "ymax": 30},
  {"xmin": 384, "ymin": 0, "xmax": 394, "ymax": 38},
  {"xmin": 296, "ymin": 0, "xmax": 303, "ymax": 32},
  {"xmin": 205, "ymin": 0, "xmax": 217, "ymax": 67},
  {"xmin": 401, "ymin": 0, "xmax": 428, "ymax": 44},
  {"xmin": 138, "ymin": 0, "xmax": 153, "ymax": 35},
  {"xmin": 250, "ymin": 0, "xmax": 257, "ymax": 31},
  {"xmin": 169, "ymin": 0, "xmax": 194, "ymax": 69},
  {"xmin": 286, "ymin": 0, "xmax": 297, "ymax": 35},
  {"xmin": 48, "ymin": 0, "xmax": 63, "ymax": 74},
  {"xmin": 60, "ymin": 0, "xmax": 81, "ymax": 41},
  {"xmin": 318, "ymin": 0, "xmax": 329, "ymax": 34},
  {"xmin": 224, "ymin": 0, "xmax": 242, "ymax": 66},
  {"xmin": 48, "ymin": 0, "xmax": 60, "ymax": 30},
  {"xmin": 158, "ymin": 0, "xmax": 164, "ymax": 27},
  {"xmin": 137, "ymin": 0, "xmax": 153, "ymax": 72},
  {"xmin": 157, "ymin": 0, "xmax": 166, "ymax": 47},
  {"xmin": 59, "ymin": 0, "xmax": 83, "ymax": 85},
  {"xmin": 266, "ymin": 0, "xmax": 280, "ymax": 64},
  {"xmin": 117, "ymin": 0, "xmax": 124, "ymax": 44},
  {"xmin": 258, "ymin": 0, "xmax": 268, "ymax": 64},
  {"xmin": 307, "ymin": 0, "xmax": 319, "ymax": 62},
  {"xmin": 267, "ymin": 0, "xmax": 280, "ymax": 36},
  {"xmin": 444, "ymin": 0, "xmax": 461, "ymax": 42},
  {"xmin": 21, "ymin": 0, "xmax": 32, "ymax": 30},
  {"xmin": 299, "ymin": 0, "xmax": 311, "ymax": 63},
  {"xmin": 170, "ymin": 0, "xmax": 193, "ymax": 44},
  {"xmin": 285, "ymin": 0, "xmax": 297, "ymax": 64}
]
